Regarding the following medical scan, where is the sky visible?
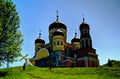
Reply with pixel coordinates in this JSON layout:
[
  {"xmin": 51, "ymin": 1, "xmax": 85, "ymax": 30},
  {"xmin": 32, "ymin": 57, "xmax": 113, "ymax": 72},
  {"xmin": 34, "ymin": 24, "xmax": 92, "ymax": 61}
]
[{"xmin": 2, "ymin": 0, "xmax": 120, "ymax": 68}]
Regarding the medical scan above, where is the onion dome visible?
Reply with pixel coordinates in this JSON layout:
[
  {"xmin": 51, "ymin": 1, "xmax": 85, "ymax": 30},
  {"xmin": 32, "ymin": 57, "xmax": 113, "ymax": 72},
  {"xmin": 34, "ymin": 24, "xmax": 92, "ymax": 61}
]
[
  {"xmin": 71, "ymin": 38, "xmax": 80, "ymax": 43},
  {"xmin": 35, "ymin": 31, "xmax": 45, "ymax": 44},
  {"xmin": 35, "ymin": 38, "xmax": 45, "ymax": 44},
  {"xmin": 49, "ymin": 10, "xmax": 67, "ymax": 31},
  {"xmin": 53, "ymin": 29, "xmax": 64, "ymax": 37},
  {"xmin": 80, "ymin": 15, "xmax": 90, "ymax": 31},
  {"xmin": 49, "ymin": 21, "xmax": 67, "ymax": 31},
  {"xmin": 71, "ymin": 30, "xmax": 80, "ymax": 43}
]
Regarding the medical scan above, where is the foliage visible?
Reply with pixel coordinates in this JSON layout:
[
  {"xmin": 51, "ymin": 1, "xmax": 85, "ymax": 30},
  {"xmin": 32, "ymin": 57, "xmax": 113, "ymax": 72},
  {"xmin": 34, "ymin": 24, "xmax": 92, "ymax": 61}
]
[
  {"xmin": 0, "ymin": 0, "xmax": 23, "ymax": 67},
  {"xmin": 107, "ymin": 59, "xmax": 113, "ymax": 67},
  {"xmin": 0, "ymin": 66, "xmax": 120, "ymax": 79},
  {"xmin": 103, "ymin": 60, "xmax": 120, "ymax": 67}
]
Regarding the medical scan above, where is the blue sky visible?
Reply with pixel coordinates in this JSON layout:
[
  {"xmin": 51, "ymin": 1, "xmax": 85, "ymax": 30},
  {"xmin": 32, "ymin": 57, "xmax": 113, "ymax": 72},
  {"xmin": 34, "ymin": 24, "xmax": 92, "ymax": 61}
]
[{"xmin": 3, "ymin": 0, "xmax": 120, "ymax": 67}]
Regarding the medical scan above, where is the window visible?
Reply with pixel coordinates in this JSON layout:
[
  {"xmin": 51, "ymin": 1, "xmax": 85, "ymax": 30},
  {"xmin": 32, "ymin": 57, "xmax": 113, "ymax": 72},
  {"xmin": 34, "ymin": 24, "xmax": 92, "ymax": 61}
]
[
  {"xmin": 82, "ymin": 40, "xmax": 84, "ymax": 48},
  {"xmin": 85, "ymin": 39, "xmax": 88, "ymax": 47},
  {"xmin": 90, "ymin": 40, "xmax": 92, "ymax": 47},
  {"xmin": 81, "ymin": 31, "xmax": 84, "ymax": 34},
  {"xmin": 61, "ymin": 41, "xmax": 63, "ymax": 45},
  {"xmin": 57, "ymin": 41, "xmax": 59, "ymax": 45}
]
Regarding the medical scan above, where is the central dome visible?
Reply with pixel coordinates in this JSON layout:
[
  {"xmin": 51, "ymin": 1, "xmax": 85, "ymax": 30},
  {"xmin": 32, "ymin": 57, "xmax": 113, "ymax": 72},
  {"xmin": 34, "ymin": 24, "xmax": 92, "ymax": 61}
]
[
  {"xmin": 49, "ymin": 21, "xmax": 67, "ymax": 31},
  {"xmin": 53, "ymin": 29, "xmax": 64, "ymax": 36}
]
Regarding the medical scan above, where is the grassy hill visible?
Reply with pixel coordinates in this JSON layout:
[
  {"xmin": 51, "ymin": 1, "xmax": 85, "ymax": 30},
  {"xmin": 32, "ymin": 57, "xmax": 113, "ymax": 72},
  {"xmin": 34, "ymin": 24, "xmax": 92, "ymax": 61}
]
[{"xmin": 0, "ymin": 66, "xmax": 120, "ymax": 79}]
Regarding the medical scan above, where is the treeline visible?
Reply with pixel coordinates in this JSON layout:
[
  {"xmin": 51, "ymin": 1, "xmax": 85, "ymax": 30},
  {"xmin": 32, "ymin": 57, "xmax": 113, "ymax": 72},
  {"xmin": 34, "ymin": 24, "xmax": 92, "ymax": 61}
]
[{"xmin": 102, "ymin": 59, "xmax": 120, "ymax": 67}]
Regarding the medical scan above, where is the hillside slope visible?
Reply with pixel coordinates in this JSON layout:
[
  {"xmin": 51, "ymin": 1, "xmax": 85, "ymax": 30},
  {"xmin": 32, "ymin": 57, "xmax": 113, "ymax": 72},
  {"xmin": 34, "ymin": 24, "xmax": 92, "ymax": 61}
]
[{"xmin": 0, "ymin": 66, "xmax": 120, "ymax": 79}]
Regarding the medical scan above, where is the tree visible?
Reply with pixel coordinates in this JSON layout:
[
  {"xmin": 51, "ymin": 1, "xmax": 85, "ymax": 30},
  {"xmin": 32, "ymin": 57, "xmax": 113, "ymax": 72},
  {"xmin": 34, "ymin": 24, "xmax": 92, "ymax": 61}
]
[
  {"xmin": 0, "ymin": 0, "xmax": 23, "ymax": 68},
  {"xmin": 108, "ymin": 59, "xmax": 112, "ymax": 67},
  {"xmin": 102, "ymin": 60, "xmax": 120, "ymax": 67}
]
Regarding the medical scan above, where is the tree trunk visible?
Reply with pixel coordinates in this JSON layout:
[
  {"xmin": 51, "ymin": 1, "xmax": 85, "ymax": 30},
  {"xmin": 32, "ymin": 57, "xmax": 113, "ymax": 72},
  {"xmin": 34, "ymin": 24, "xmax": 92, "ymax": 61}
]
[
  {"xmin": 7, "ymin": 61, "xmax": 9, "ymax": 68},
  {"xmin": 6, "ymin": 56, "xmax": 9, "ymax": 68}
]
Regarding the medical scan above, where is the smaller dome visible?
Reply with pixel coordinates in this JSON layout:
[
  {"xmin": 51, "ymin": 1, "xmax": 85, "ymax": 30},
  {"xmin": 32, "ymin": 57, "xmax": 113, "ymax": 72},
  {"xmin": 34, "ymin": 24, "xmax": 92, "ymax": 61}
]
[
  {"xmin": 53, "ymin": 29, "xmax": 64, "ymax": 37},
  {"xmin": 35, "ymin": 38, "xmax": 45, "ymax": 44},
  {"xmin": 80, "ymin": 23, "xmax": 90, "ymax": 31},
  {"xmin": 35, "ymin": 31, "xmax": 45, "ymax": 44},
  {"xmin": 71, "ymin": 37, "xmax": 80, "ymax": 43},
  {"xmin": 71, "ymin": 30, "xmax": 80, "ymax": 43}
]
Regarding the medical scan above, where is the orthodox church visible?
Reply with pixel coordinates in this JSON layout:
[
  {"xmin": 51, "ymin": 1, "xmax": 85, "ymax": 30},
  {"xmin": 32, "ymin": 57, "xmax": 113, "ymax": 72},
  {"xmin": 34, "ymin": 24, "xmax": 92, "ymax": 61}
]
[{"xmin": 30, "ymin": 12, "xmax": 99, "ymax": 67}]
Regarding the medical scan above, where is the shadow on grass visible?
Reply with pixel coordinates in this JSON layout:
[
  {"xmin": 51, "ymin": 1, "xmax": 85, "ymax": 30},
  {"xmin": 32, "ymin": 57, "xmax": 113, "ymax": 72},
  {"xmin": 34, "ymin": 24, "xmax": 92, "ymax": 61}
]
[{"xmin": 0, "ymin": 71, "xmax": 8, "ymax": 77}]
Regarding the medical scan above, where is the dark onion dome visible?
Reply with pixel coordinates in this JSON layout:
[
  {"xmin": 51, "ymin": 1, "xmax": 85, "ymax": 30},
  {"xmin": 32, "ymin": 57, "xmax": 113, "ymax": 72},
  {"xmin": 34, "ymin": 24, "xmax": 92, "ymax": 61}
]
[
  {"xmin": 80, "ymin": 16, "xmax": 90, "ymax": 30},
  {"xmin": 71, "ymin": 30, "xmax": 80, "ymax": 43},
  {"xmin": 35, "ymin": 38, "xmax": 45, "ymax": 44},
  {"xmin": 53, "ymin": 29, "xmax": 64, "ymax": 37},
  {"xmin": 49, "ymin": 21, "xmax": 67, "ymax": 31},
  {"xmin": 80, "ymin": 22, "xmax": 90, "ymax": 31},
  {"xmin": 71, "ymin": 37, "xmax": 80, "ymax": 43}
]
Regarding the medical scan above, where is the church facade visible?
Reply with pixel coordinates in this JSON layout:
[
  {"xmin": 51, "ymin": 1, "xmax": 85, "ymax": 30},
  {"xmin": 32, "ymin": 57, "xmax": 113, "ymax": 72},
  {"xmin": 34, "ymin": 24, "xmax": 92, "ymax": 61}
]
[{"xmin": 30, "ymin": 13, "xmax": 99, "ymax": 67}]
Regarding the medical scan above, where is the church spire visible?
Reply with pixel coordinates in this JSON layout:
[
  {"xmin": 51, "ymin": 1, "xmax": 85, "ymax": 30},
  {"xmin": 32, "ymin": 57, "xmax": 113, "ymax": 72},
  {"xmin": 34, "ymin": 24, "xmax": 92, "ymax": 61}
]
[
  {"xmin": 56, "ymin": 10, "xmax": 59, "ymax": 21},
  {"xmin": 39, "ymin": 30, "xmax": 41, "ymax": 38},
  {"xmin": 82, "ymin": 14, "xmax": 85, "ymax": 23},
  {"xmin": 75, "ymin": 29, "xmax": 77, "ymax": 38}
]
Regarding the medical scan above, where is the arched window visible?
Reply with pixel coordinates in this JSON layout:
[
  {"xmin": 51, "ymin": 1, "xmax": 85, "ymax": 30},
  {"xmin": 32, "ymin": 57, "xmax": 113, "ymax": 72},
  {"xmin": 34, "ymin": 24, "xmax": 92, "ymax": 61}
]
[
  {"xmin": 84, "ymin": 30, "xmax": 87, "ymax": 34},
  {"xmin": 85, "ymin": 39, "xmax": 88, "ymax": 47},
  {"xmin": 61, "ymin": 41, "xmax": 63, "ymax": 45},
  {"xmin": 57, "ymin": 41, "xmax": 59, "ymax": 45},
  {"xmin": 90, "ymin": 39, "xmax": 92, "ymax": 47},
  {"xmin": 82, "ymin": 40, "xmax": 84, "ymax": 48},
  {"xmin": 81, "ymin": 30, "xmax": 84, "ymax": 34}
]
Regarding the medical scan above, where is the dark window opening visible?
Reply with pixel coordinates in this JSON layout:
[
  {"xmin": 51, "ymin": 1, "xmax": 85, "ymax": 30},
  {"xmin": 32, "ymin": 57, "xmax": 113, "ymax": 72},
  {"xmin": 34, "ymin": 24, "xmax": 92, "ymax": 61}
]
[
  {"xmin": 85, "ymin": 39, "xmax": 88, "ymax": 47},
  {"xmin": 57, "ymin": 41, "xmax": 59, "ymax": 45}
]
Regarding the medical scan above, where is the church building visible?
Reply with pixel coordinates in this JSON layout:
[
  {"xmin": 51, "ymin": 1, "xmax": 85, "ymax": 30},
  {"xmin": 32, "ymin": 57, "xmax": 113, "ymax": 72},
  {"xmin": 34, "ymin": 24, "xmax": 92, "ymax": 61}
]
[{"xmin": 30, "ymin": 12, "xmax": 99, "ymax": 67}]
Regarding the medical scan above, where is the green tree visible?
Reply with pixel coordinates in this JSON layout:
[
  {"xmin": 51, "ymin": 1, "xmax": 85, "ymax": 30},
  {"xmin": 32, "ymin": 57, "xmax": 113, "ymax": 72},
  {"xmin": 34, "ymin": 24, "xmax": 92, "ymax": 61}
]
[
  {"xmin": 0, "ymin": 0, "xmax": 23, "ymax": 68},
  {"xmin": 107, "ymin": 59, "xmax": 112, "ymax": 67}
]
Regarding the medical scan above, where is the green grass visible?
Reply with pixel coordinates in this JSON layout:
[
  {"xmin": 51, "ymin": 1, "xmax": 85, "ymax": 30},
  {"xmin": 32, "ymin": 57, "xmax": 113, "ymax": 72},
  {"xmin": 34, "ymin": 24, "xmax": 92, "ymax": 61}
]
[{"xmin": 0, "ymin": 66, "xmax": 120, "ymax": 79}]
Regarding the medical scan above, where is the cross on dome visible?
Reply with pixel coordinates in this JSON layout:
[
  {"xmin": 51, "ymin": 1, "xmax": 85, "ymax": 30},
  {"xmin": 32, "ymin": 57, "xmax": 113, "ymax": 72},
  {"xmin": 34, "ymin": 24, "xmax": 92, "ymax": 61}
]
[
  {"xmin": 75, "ymin": 29, "xmax": 77, "ymax": 38},
  {"xmin": 39, "ymin": 30, "xmax": 41, "ymax": 38},
  {"xmin": 56, "ymin": 10, "xmax": 59, "ymax": 21},
  {"xmin": 82, "ymin": 14, "xmax": 85, "ymax": 23}
]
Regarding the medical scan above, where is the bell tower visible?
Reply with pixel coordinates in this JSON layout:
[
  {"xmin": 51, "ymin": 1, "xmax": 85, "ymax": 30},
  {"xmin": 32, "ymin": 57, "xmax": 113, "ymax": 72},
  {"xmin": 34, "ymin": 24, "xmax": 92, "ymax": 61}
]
[
  {"xmin": 76, "ymin": 15, "xmax": 99, "ymax": 67},
  {"xmin": 79, "ymin": 15, "xmax": 92, "ymax": 48}
]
